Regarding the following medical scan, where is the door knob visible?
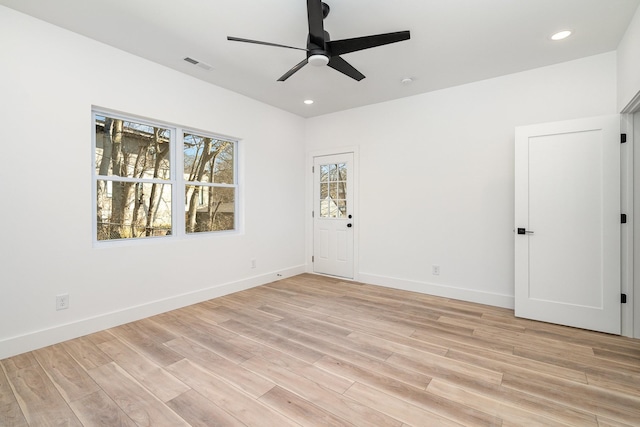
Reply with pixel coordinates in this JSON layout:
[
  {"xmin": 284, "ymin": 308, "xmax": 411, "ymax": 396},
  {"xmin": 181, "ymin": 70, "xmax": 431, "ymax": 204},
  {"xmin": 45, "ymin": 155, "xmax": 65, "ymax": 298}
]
[{"xmin": 347, "ymin": 223, "xmax": 352, "ymax": 228}]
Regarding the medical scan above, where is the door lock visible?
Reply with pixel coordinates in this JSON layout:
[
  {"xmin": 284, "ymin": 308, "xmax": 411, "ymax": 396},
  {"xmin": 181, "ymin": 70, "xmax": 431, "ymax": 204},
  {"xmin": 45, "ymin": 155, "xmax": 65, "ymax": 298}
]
[{"xmin": 517, "ymin": 228, "xmax": 534, "ymax": 235}]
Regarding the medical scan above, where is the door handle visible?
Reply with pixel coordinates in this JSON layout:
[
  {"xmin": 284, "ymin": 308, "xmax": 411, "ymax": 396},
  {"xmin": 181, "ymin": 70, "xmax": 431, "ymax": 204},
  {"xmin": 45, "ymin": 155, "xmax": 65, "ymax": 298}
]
[{"xmin": 517, "ymin": 228, "xmax": 534, "ymax": 235}]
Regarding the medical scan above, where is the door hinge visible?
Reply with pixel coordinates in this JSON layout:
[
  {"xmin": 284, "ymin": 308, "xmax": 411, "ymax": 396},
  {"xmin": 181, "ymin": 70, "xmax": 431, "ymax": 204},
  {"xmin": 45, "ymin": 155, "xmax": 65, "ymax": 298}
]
[
  {"xmin": 312, "ymin": 166, "xmax": 315, "ymax": 173},
  {"xmin": 312, "ymin": 256, "xmax": 314, "ymax": 262},
  {"xmin": 621, "ymin": 133, "xmax": 627, "ymax": 143},
  {"xmin": 312, "ymin": 211, "xmax": 314, "ymax": 218},
  {"xmin": 621, "ymin": 293, "xmax": 627, "ymax": 304},
  {"xmin": 621, "ymin": 214, "xmax": 627, "ymax": 224}
]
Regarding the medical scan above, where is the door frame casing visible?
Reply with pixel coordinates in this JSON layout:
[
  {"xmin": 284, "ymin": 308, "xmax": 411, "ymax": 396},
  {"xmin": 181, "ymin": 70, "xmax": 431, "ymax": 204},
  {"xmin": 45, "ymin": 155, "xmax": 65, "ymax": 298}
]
[
  {"xmin": 622, "ymin": 89, "xmax": 640, "ymax": 339},
  {"xmin": 621, "ymin": 112, "xmax": 634, "ymax": 338},
  {"xmin": 306, "ymin": 146, "xmax": 359, "ymax": 281}
]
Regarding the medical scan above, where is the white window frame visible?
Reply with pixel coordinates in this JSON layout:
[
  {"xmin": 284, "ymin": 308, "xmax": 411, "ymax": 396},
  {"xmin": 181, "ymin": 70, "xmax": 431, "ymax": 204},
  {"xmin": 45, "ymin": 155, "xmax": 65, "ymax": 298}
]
[{"xmin": 92, "ymin": 108, "xmax": 240, "ymax": 246}]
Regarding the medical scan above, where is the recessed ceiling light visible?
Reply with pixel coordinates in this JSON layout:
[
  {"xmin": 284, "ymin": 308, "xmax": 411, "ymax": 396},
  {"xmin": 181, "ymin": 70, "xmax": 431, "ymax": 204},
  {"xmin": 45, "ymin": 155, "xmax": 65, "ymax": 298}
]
[
  {"xmin": 401, "ymin": 78, "xmax": 413, "ymax": 85},
  {"xmin": 304, "ymin": 99, "xmax": 314, "ymax": 105},
  {"xmin": 551, "ymin": 30, "xmax": 572, "ymax": 41}
]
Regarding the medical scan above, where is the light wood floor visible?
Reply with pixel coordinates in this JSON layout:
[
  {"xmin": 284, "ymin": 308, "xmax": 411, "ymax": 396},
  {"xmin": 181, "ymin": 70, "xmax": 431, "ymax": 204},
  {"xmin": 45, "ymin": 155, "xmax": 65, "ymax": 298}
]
[{"xmin": 2, "ymin": 274, "xmax": 640, "ymax": 426}]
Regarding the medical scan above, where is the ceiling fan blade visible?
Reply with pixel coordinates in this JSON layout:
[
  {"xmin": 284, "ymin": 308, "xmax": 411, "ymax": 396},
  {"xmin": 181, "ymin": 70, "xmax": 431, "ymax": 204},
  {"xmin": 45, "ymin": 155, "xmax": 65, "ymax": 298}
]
[
  {"xmin": 227, "ymin": 36, "xmax": 308, "ymax": 52},
  {"xmin": 277, "ymin": 58, "xmax": 309, "ymax": 81},
  {"xmin": 327, "ymin": 55, "xmax": 365, "ymax": 81},
  {"xmin": 307, "ymin": 0, "xmax": 326, "ymax": 47},
  {"xmin": 327, "ymin": 31, "xmax": 410, "ymax": 56}
]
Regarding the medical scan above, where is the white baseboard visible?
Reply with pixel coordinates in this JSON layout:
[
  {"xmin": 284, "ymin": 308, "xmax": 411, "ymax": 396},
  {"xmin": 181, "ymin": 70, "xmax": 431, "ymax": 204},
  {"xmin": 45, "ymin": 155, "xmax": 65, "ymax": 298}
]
[
  {"xmin": 0, "ymin": 265, "xmax": 305, "ymax": 360},
  {"xmin": 358, "ymin": 272, "xmax": 515, "ymax": 309}
]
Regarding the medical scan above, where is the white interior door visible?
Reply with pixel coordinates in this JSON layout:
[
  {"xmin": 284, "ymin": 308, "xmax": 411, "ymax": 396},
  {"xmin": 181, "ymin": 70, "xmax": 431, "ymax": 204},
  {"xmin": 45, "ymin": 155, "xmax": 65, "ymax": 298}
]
[
  {"xmin": 313, "ymin": 153, "xmax": 354, "ymax": 279},
  {"xmin": 515, "ymin": 115, "xmax": 621, "ymax": 334}
]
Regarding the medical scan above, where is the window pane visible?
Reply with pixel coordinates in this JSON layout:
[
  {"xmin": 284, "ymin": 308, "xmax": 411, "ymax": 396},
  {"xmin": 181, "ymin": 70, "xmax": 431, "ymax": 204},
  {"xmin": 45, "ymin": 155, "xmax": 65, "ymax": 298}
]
[
  {"xmin": 320, "ymin": 165, "xmax": 330, "ymax": 182},
  {"xmin": 96, "ymin": 179, "xmax": 172, "ymax": 240},
  {"xmin": 320, "ymin": 183, "xmax": 329, "ymax": 199},
  {"xmin": 329, "ymin": 164, "xmax": 338, "ymax": 181},
  {"xmin": 184, "ymin": 133, "xmax": 235, "ymax": 184},
  {"xmin": 337, "ymin": 181, "xmax": 346, "ymax": 199},
  {"xmin": 329, "ymin": 182, "xmax": 338, "ymax": 199},
  {"xmin": 338, "ymin": 163, "xmax": 347, "ymax": 181},
  {"xmin": 185, "ymin": 186, "xmax": 235, "ymax": 233},
  {"xmin": 337, "ymin": 200, "xmax": 347, "ymax": 218},
  {"xmin": 95, "ymin": 115, "xmax": 171, "ymax": 179}
]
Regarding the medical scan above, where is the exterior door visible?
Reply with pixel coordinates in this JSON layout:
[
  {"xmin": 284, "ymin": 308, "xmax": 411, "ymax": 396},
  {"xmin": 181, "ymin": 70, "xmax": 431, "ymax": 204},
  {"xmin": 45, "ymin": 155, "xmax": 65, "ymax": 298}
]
[
  {"xmin": 514, "ymin": 115, "xmax": 620, "ymax": 334},
  {"xmin": 313, "ymin": 153, "xmax": 354, "ymax": 279}
]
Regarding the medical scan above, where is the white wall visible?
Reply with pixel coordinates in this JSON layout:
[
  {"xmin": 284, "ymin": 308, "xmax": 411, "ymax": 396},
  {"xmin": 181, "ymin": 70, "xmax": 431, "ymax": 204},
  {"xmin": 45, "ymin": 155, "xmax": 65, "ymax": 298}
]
[
  {"xmin": 0, "ymin": 6, "xmax": 306, "ymax": 359},
  {"xmin": 618, "ymin": 5, "xmax": 640, "ymax": 112},
  {"xmin": 305, "ymin": 52, "xmax": 618, "ymax": 308}
]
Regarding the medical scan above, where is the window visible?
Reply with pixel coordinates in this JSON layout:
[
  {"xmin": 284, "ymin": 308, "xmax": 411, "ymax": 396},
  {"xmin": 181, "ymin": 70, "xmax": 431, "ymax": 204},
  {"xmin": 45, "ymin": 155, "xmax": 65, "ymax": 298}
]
[
  {"xmin": 319, "ymin": 162, "xmax": 347, "ymax": 218},
  {"xmin": 183, "ymin": 132, "xmax": 236, "ymax": 234},
  {"xmin": 93, "ymin": 111, "xmax": 238, "ymax": 242}
]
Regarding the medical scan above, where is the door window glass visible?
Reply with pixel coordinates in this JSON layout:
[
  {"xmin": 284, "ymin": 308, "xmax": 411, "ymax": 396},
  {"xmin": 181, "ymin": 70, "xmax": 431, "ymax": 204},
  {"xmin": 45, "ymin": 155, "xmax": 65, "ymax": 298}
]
[{"xmin": 319, "ymin": 163, "xmax": 347, "ymax": 218}]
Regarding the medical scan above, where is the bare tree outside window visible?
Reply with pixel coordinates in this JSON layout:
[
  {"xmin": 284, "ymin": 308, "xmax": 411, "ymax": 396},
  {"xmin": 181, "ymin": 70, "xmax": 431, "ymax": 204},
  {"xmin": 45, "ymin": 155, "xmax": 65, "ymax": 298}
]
[
  {"xmin": 184, "ymin": 133, "xmax": 236, "ymax": 233},
  {"xmin": 94, "ymin": 112, "xmax": 238, "ymax": 242}
]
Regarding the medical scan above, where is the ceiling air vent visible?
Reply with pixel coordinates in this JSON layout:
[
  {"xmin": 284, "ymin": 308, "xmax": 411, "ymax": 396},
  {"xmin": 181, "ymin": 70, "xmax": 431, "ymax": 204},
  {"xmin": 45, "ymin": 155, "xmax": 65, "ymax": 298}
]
[{"xmin": 183, "ymin": 57, "xmax": 213, "ymax": 71}]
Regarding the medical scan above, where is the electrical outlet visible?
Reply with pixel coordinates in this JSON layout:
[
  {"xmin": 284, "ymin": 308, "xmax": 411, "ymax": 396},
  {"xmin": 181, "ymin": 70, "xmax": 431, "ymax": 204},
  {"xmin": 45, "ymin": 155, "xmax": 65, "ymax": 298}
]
[
  {"xmin": 432, "ymin": 265, "xmax": 440, "ymax": 276},
  {"xmin": 251, "ymin": 259, "xmax": 257, "ymax": 269},
  {"xmin": 56, "ymin": 294, "xmax": 69, "ymax": 311}
]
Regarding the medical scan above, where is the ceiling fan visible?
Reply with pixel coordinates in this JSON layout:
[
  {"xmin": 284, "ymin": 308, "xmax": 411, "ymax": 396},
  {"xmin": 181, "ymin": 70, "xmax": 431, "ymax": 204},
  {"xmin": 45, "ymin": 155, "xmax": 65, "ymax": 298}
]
[{"xmin": 227, "ymin": 0, "xmax": 410, "ymax": 82}]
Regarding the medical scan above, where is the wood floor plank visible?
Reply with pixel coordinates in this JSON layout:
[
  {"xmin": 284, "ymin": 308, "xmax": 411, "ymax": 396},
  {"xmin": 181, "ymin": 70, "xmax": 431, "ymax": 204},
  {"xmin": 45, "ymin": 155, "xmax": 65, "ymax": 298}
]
[
  {"xmin": 151, "ymin": 314, "xmax": 253, "ymax": 364},
  {"xmin": 343, "ymin": 382, "xmax": 472, "ymax": 427},
  {"xmin": 166, "ymin": 389, "xmax": 248, "ymax": 427},
  {"xmin": 585, "ymin": 367, "xmax": 640, "ymax": 397},
  {"xmin": 259, "ymin": 385, "xmax": 355, "ymax": 427},
  {"xmin": 68, "ymin": 389, "xmax": 138, "ymax": 427},
  {"xmin": 445, "ymin": 347, "xmax": 589, "ymax": 383},
  {"xmin": 316, "ymin": 355, "xmax": 501, "ymax": 426},
  {"xmin": 0, "ymin": 364, "xmax": 28, "ymax": 427},
  {"xmin": 88, "ymin": 361, "xmax": 189, "ymax": 426},
  {"xmin": 474, "ymin": 328, "xmax": 596, "ymax": 357},
  {"xmin": 311, "ymin": 304, "xmax": 418, "ymax": 337},
  {"xmin": 32, "ymin": 344, "xmax": 101, "ymax": 402},
  {"xmin": 218, "ymin": 318, "xmax": 324, "ymax": 364},
  {"xmin": 6, "ymin": 363, "xmax": 82, "ymax": 426},
  {"xmin": 1, "ymin": 353, "xmax": 38, "ymax": 375},
  {"xmin": 513, "ymin": 346, "xmax": 640, "ymax": 376},
  {"xmin": 61, "ymin": 335, "xmax": 112, "ymax": 370},
  {"xmin": 223, "ymin": 335, "xmax": 355, "ymax": 394},
  {"xmin": 107, "ymin": 322, "xmax": 184, "ymax": 367},
  {"xmin": 241, "ymin": 355, "xmax": 403, "ymax": 427},
  {"xmin": 426, "ymin": 378, "xmax": 597, "ymax": 427},
  {"xmin": 440, "ymin": 374, "xmax": 599, "ymax": 426},
  {"xmin": 97, "ymin": 338, "xmax": 190, "ymax": 402},
  {"xmin": 501, "ymin": 370, "xmax": 640, "ymax": 425},
  {"xmin": 273, "ymin": 317, "xmax": 394, "ymax": 361},
  {"xmin": 386, "ymin": 350, "xmax": 504, "ymax": 388},
  {"xmin": 166, "ymin": 359, "xmax": 299, "ymax": 427},
  {"xmin": 438, "ymin": 314, "xmax": 527, "ymax": 333},
  {"xmin": 411, "ymin": 326, "xmax": 515, "ymax": 355},
  {"xmin": 164, "ymin": 336, "xmax": 276, "ymax": 398}
]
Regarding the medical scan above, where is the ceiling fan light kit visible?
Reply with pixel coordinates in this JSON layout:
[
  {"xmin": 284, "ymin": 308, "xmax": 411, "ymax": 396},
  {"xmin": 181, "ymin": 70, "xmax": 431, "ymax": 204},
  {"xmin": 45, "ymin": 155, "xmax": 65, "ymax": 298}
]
[
  {"xmin": 308, "ymin": 54, "xmax": 330, "ymax": 66},
  {"xmin": 227, "ymin": 0, "xmax": 410, "ymax": 81}
]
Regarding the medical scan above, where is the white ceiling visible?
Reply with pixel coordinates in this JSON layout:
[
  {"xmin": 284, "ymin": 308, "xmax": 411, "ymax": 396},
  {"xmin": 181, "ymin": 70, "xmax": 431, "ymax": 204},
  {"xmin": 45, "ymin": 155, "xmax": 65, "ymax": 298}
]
[{"xmin": 2, "ymin": 0, "xmax": 639, "ymax": 118}]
